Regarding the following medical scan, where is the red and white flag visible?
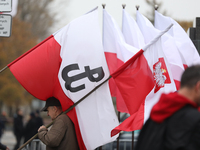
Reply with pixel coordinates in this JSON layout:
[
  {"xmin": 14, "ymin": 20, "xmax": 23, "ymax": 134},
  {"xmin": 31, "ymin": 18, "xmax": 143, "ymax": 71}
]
[
  {"xmin": 111, "ymin": 25, "xmax": 177, "ymax": 136},
  {"xmin": 154, "ymin": 10, "xmax": 200, "ymax": 68},
  {"xmin": 103, "ymin": 9, "xmax": 139, "ymax": 113},
  {"xmin": 122, "ymin": 9, "xmax": 145, "ymax": 49},
  {"xmin": 8, "ymin": 7, "xmax": 119, "ymax": 150},
  {"xmin": 137, "ymin": 10, "xmax": 184, "ymax": 90}
]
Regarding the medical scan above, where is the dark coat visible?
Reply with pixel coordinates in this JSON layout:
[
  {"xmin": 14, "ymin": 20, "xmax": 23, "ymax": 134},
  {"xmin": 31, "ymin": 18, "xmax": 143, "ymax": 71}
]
[
  {"xmin": 13, "ymin": 114, "xmax": 24, "ymax": 138},
  {"xmin": 38, "ymin": 114, "xmax": 79, "ymax": 150},
  {"xmin": 35, "ymin": 116, "xmax": 43, "ymax": 132},
  {"xmin": 0, "ymin": 119, "xmax": 4, "ymax": 138},
  {"xmin": 24, "ymin": 117, "xmax": 37, "ymax": 143},
  {"xmin": 35, "ymin": 116, "xmax": 44, "ymax": 139},
  {"xmin": 135, "ymin": 102, "xmax": 200, "ymax": 150},
  {"xmin": 0, "ymin": 142, "xmax": 7, "ymax": 150}
]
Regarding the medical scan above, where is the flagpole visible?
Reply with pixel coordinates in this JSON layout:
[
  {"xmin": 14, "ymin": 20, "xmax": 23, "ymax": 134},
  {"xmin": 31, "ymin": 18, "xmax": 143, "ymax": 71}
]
[
  {"xmin": 122, "ymin": 4, "xmax": 126, "ymax": 9},
  {"xmin": 102, "ymin": 3, "xmax": 106, "ymax": 9},
  {"xmin": 142, "ymin": 24, "xmax": 173, "ymax": 51},
  {"xmin": 122, "ymin": 4, "xmax": 126, "ymax": 34},
  {"xmin": 122, "ymin": 4, "xmax": 135, "ymax": 150},
  {"xmin": 136, "ymin": 5, "xmax": 140, "ymax": 11},
  {"xmin": 0, "ymin": 66, "xmax": 8, "ymax": 73},
  {"xmin": 132, "ymin": 131, "xmax": 134, "ymax": 150},
  {"xmin": 155, "ymin": 5, "xmax": 159, "ymax": 10},
  {"xmin": 117, "ymin": 112, "xmax": 120, "ymax": 150},
  {"xmin": 17, "ymin": 75, "xmax": 112, "ymax": 150},
  {"xmin": 98, "ymin": 4, "xmax": 106, "ymax": 150},
  {"xmin": 102, "ymin": 3, "xmax": 106, "ymax": 46}
]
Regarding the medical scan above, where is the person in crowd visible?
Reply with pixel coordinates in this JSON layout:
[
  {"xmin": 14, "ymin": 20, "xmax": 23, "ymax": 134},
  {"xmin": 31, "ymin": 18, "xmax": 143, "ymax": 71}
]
[
  {"xmin": 24, "ymin": 112, "xmax": 37, "ymax": 143},
  {"xmin": 35, "ymin": 110, "xmax": 43, "ymax": 136},
  {"xmin": 0, "ymin": 112, "xmax": 8, "ymax": 141},
  {"xmin": 135, "ymin": 65, "xmax": 200, "ymax": 150},
  {"xmin": 34, "ymin": 110, "xmax": 44, "ymax": 150},
  {"xmin": 38, "ymin": 97, "xmax": 79, "ymax": 150},
  {"xmin": 0, "ymin": 119, "xmax": 4, "ymax": 142},
  {"xmin": 13, "ymin": 109, "xmax": 24, "ymax": 150},
  {"xmin": 0, "ymin": 142, "xmax": 9, "ymax": 150},
  {"xmin": 0, "ymin": 112, "xmax": 8, "ymax": 128}
]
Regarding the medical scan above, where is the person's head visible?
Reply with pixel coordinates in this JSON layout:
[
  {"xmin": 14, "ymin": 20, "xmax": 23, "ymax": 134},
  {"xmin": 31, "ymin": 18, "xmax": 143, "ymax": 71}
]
[
  {"xmin": 16, "ymin": 108, "xmax": 23, "ymax": 116},
  {"xmin": 2, "ymin": 111, "xmax": 6, "ymax": 117},
  {"xmin": 35, "ymin": 109, "xmax": 40, "ymax": 117},
  {"xmin": 41, "ymin": 97, "xmax": 63, "ymax": 120},
  {"xmin": 30, "ymin": 112, "xmax": 35, "ymax": 118},
  {"xmin": 180, "ymin": 65, "xmax": 200, "ymax": 88},
  {"xmin": 180, "ymin": 65, "xmax": 200, "ymax": 105}
]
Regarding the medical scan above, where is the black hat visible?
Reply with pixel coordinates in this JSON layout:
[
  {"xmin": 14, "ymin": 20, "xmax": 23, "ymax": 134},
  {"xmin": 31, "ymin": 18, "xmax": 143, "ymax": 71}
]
[
  {"xmin": 41, "ymin": 97, "xmax": 61, "ymax": 111},
  {"xmin": 30, "ymin": 112, "xmax": 35, "ymax": 117}
]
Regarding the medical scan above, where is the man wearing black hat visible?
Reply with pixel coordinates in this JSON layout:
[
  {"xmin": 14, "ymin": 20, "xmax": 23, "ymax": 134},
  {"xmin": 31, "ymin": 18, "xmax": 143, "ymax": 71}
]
[{"xmin": 38, "ymin": 97, "xmax": 79, "ymax": 150}]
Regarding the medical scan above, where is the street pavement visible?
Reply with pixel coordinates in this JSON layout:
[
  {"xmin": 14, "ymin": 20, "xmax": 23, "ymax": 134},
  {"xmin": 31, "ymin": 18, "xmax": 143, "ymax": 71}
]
[
  {"xmin": 1, "ymin": 130, "xmax": 16, "ymax": 150},
  {"xmin": 1, "ymin": 130, "xmax": 46, "ymax": 150}
]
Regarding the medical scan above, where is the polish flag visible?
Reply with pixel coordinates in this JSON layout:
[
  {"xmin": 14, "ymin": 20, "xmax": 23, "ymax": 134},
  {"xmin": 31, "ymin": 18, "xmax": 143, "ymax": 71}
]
[
  {"xmin": 103, "ymin": 9, "xmax": 139, "ymax": 113},
  {"xmin": 122, "ymin": 9, "xmax": 145, "ymax": 49},
  {"xmin": 137, "ymin": 10, "xmax": 184, "ymax": 90},
  {"xmin": 111, "ymin": 25, "xmax": 177, "ymax": 136},
  {"xmin": 154, "ymin": 10, "xmax": 200, "ymax": 68},
  {"xmin": 8, "ymin": 7, "xmax": 119, "ymax": 150}
]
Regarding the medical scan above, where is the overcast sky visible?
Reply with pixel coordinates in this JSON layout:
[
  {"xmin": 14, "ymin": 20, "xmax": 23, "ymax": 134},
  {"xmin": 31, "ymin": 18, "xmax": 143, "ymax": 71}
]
[{"xmin": 51, "ymin": 0, "xmax": 200, "ymax": 32}]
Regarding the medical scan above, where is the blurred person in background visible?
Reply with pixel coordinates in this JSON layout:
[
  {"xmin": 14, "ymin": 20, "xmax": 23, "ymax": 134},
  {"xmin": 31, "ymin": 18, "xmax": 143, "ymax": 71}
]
[
  {"xmin": 34, "ymin": 110, "xmax": 44, "ymax": 150},
  {"xmin": 24, "ymin": 112, "xmax": 37, "ymax": 144},
  {"xmin": 0, "ymin": 119, "xmax": 4, "ymax": 142},
  {"xmin": 0, "ymin": 111, "xmax": 8, "ymax": 141},
  {"xmin": 13, "ymin": 109, "xmax": 24, "ymax": 150},
  {"xmin": 35, "ymin": 110, "xmax": 43, "ymax": 136}
]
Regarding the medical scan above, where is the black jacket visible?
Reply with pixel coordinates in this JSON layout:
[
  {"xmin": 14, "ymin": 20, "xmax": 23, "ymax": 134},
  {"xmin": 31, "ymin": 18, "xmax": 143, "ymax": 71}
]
[
  {"xmin": 135, "ymin": 105, "xmax": 200, "ymax": 150},
  {"xmin": 24, "ymin": 117, "xmax": 37, "ymax": 143},
  {"xmin": 0, "ymin": 142, "xmax": 7, "ymax": 150},
  {"xmin": 135, "ymin": 92, "xmax": 200, "ymax": 150},
  {"xmin": 13, "ymin": 114, "xmax": 24, "ymax": 137}
]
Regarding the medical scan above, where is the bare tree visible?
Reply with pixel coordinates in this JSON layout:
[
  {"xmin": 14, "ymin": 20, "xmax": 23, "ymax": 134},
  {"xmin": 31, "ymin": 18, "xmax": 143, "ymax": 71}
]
[
  {"xmin": 17, "ymin": 0, "xmax": 69, "ymax": 41},
  {"xmin": 145, "ymin": 0, "xmax": 192, "ymax": 31},
  {"xmin": 145, "ymin": 0, "xmax": 166, "ymax": 24}
]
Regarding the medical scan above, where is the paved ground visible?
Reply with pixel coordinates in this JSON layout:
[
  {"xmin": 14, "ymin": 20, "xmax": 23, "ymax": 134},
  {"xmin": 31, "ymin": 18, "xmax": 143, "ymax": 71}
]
[
  {"xmin": 1, "ymin": 130, "xmax": 46, "ymax": 150},
  {"xmin": 1, "ymin": 130, "xmax": 16, "ymax": 150}
]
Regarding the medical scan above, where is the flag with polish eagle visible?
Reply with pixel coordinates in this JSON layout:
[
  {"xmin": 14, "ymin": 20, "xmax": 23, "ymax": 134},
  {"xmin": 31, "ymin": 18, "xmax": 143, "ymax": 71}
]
[
  {"xmin": 154, "ymin": 10, "xmax": 200, "ymax": 68},
  {"xmin": 103, "ymin": 8, "xmax": 139, "ymax": 113},
  {"xmin": 111, "ymin": 25, "xmax": 177, "ymax": 136},
  {"xmin": 136, "ymin": 10, "xmax": 184, "ymax": 90},
  {"xmin": 8, "ymin": 7, "xmax": 119, "ymax": 150}
]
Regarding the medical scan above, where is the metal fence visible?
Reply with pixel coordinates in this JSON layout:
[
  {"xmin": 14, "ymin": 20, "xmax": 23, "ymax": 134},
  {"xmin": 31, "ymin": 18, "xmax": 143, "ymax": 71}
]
[
  {"xmin": 23, "ymin": 137, "xmax": 136, "ymax": 150},
  {"xmin": 96, "ymin": 139, "xmax": 137, "ymax": 150},
  {"xmin": 22, "ymin": 139, "xmax": 45, "ymax": 150},
  {"xmin": 102, "ymin": 139, "xmax": 133, "ymax": 150}
]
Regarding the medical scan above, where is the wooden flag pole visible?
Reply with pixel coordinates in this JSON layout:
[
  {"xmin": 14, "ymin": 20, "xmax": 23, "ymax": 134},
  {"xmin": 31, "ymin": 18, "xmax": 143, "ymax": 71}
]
[
  {"xmin": 17, "ymin": 75, "xmax": 112, "ymax": 150},
  {"xmin": 0, "ymin": 66, "xmax": 8, "ymax": 73}
]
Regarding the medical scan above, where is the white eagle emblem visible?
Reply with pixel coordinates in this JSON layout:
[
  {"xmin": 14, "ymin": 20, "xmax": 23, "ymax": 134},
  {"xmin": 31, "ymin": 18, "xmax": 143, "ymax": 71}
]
[{"xmin": 153, "ymin": 62, "xmax": 166, "ymax": 87}]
